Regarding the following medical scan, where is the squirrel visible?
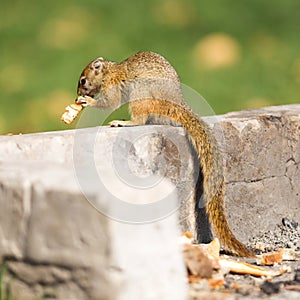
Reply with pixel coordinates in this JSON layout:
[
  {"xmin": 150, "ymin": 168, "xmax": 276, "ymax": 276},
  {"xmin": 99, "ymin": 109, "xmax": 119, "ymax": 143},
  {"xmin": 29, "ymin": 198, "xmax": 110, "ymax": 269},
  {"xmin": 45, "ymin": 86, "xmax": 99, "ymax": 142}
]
[{"xmin": 75, "ymin": 51, "xmax": 255, "ymax": 257}]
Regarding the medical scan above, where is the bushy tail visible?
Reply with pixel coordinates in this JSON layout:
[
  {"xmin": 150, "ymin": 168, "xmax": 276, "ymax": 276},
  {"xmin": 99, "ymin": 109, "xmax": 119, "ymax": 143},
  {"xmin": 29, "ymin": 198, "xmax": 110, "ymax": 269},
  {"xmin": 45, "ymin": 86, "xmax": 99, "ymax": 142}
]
[
  {"xmin": 206, "ymin": 181, "xmax": 255, "ymax": 257},
  {"xmin": 131, "ymin": 99, "xmax": 255, "ymax": 257}
]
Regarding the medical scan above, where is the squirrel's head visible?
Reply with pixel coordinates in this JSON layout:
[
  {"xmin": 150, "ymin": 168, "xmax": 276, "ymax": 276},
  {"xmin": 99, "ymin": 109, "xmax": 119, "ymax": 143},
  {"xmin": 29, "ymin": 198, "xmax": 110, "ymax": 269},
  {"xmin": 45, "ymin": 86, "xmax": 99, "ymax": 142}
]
[{"xmin": 77, "ymin": 57, "xmax": 106, "ymax": 97}]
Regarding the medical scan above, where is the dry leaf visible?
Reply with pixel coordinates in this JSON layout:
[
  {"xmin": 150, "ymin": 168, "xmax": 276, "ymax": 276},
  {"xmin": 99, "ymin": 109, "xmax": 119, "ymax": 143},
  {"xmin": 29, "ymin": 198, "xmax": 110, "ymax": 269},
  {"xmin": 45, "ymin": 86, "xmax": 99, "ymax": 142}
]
[
  {"xmin": 183, "ymin": 243, "xmax": 214, "ymax": 279},
  {"xmin": 199, "ymin": 238, "xmax": 220, "ymax": 259},
  {"xmin": 182, "ymin": 231, "xmax": 193, "ymax": 239},
  {"xmin": 256, "ymin": 249, "xmax": 283, "ymax": 266},
  {"xmin": 179, "ymin": 232, "xmax": 194, "ymax": 245},
  {"xmin": 219, "ymin": 258, "xmax": 288, "ymax": 277},
  {"xmin": 208, "ymin": 278, "xmax": 225, "ymax": 289}
]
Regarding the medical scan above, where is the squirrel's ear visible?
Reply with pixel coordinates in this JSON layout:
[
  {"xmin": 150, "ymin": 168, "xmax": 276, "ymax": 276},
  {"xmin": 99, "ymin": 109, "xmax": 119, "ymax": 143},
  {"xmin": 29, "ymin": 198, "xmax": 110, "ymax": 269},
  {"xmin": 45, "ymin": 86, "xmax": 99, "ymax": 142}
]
[{"xmin": 92, "ymin": 57, "xmax": 104, "ymax": 70}]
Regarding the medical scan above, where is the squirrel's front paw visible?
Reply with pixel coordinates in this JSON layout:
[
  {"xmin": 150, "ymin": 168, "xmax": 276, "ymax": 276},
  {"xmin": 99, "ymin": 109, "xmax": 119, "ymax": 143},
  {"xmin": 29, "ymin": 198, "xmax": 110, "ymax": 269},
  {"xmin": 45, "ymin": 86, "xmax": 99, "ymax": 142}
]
[
  {"xmin": 109, "ymin": 120, "xmax": 138, "ymax": 127},
  {"xmin": 76, "ymin": 95, "xmax": 97, "ymax": 107}
]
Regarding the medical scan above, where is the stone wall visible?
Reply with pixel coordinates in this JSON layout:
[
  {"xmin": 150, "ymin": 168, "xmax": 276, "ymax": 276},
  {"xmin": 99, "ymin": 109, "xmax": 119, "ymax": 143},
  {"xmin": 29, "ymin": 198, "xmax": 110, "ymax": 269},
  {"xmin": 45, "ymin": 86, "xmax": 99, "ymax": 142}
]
[
  {"xmin": 0, "ymin": 104, "xmax": 300, "ymax": 299},
  {"xmin": 218, "ymin": 105, "xmax": 300, "ymax": 241}
]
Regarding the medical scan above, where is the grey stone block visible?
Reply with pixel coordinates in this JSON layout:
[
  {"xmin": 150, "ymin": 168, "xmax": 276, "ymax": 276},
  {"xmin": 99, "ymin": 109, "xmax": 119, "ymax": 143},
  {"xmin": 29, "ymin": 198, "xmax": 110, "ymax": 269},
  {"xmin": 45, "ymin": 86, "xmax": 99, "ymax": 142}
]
[
  {"xmin": 215, "ymin": 105, "xmax": 300, "ymax": 241},
  {"xmin": 0, "ymin": 162, "xmax": 187, "ymax": 299},
  {"xmin": 26, "ymin": 173, "xmax": 109, "ymax": 269},
  {"xmin": 0, "ymin": 162, "xmax": 113, "ymax": 299},
  {"xmin": 0, "ymin": 167, "xmax": 29, "ymax": 262},
  {"xmin": 109, "ymin": 184, "xmax": 188, "ymax": 300}
]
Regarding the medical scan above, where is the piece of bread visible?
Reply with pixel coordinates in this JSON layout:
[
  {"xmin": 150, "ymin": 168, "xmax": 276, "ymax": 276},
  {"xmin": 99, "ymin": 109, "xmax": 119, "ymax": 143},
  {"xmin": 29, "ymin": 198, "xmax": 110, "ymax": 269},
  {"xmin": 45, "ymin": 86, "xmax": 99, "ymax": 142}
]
[{"xmin": 61, "ymin": 103, "xmax": 83, "ymax": 124}]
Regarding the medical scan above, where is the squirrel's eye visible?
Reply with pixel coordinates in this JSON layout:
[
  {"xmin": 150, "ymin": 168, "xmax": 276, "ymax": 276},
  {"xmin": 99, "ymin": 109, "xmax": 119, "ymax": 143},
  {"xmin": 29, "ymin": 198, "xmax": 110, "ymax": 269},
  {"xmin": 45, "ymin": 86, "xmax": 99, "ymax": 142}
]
[{"xmin": 80, "ymin": 77, "xmax": 86, "ymax": 85}]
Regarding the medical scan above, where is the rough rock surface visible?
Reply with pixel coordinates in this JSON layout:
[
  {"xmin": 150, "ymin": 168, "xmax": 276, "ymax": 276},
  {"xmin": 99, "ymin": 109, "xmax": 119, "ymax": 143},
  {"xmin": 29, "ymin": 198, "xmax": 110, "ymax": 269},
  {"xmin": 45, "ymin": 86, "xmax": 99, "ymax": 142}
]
[
  {"xmin": 217, "ymin": 105, "xmax": 300, "ymax": 242},
  {"xmin": 0, "ymin": 104, "xmax": 300, "ymax": 299},
  {"xmin": 0, "ymin": 163, "xmax": 187, "ymax": 299}
]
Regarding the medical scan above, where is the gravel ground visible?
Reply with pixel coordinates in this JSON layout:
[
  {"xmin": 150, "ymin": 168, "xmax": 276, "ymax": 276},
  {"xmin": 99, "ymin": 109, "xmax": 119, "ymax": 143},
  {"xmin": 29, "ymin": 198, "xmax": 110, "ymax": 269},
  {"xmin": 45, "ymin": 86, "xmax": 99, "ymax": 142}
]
[
  {"xmin": 247, "ymin": 217, "xmax": 300, "ymax": 253},
  {"xmin": 189, "ymin": 218, "xmax": 300, "ymax": 299}
]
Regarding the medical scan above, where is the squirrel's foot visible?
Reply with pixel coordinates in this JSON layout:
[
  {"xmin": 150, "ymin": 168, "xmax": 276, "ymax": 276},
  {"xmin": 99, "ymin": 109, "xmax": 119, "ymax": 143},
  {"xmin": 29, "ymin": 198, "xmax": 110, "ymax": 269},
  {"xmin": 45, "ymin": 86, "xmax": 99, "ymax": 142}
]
[{"xmin": 109, "ymin": 120, "xmax": 139, "ymax": 127}]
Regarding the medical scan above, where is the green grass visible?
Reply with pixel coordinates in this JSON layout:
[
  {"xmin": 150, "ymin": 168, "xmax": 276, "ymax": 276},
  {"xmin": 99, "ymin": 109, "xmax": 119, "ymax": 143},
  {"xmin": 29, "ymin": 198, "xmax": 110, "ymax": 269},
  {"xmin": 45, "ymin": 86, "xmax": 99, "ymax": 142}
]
[
  {"xmin": 0, "ymin": 0, "xmax": 299, "ymax": 134},
  {"xmin": 0, "ymin": 263, "xmax": 16, "ymax": 300}
]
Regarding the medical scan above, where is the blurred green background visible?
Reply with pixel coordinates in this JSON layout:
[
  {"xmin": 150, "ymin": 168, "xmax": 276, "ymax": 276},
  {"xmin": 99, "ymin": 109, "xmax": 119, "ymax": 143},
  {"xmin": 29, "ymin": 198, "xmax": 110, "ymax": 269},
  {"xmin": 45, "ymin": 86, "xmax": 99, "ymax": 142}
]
[{"xmin": 0, "ymin": 0, "xmax": 299, "ymax": 134}]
